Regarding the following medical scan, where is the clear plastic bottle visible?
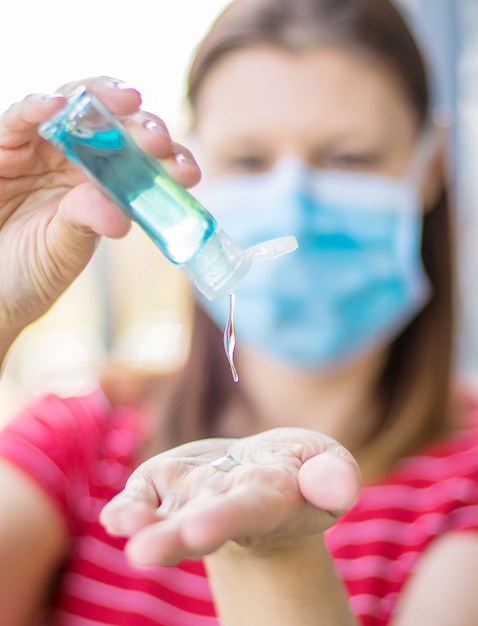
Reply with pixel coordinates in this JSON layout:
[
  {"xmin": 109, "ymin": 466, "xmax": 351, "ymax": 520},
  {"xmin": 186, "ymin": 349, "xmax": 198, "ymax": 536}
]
[{"xmin": 39, "ymin": 88, "xmax": 253, "ymax": 301}]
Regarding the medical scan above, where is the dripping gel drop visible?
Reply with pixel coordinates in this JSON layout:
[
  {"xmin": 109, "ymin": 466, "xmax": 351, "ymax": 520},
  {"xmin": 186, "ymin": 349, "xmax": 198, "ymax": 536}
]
[{"xmin": 224, "ymin": 293, "xmax": 239, "ymax": 382}]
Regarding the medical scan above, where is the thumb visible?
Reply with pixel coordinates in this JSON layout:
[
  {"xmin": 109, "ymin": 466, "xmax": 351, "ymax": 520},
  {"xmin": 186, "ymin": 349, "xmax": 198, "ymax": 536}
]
[
  {"xmin": 298, "ymin": 449, "xmax": 361, "ymax": 516},
  {"xmin": 57, "ymin": 182, "xmax": 132, "ymax": 239},
  {"xmin": 51, "ymin": 182, "xmax": 132, "ymax": 271}
]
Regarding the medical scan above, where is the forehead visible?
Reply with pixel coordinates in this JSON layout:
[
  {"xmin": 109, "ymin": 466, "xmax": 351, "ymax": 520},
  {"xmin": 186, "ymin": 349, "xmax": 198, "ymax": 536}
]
[{"xmin": 195, "ymin": 46, "xmax": 417, "ymax": 145}]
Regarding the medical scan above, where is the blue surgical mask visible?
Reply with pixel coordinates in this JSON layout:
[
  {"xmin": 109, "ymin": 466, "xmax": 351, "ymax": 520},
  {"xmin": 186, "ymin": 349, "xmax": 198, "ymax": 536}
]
[{"xmin": 194, "ymin": 159, "xmax": 431, "ymax": 368}]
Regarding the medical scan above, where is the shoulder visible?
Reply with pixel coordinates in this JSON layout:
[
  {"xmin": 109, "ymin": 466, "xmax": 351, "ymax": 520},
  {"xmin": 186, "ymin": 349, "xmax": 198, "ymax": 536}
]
[
  {"xmin": 0, "ymin": 390, "xmax": 147, "ymax": 530},
  {"xmin": 352, "ymin": 416, "xmax": 478, "ymax": 532},
  {"xmin": 326, "ymin": 398, "xmax": 478, "ymax": 626},
  {"xmin": 0, "ymin": 389, "xmax": 146, "ymax": 455},
  {"xmin": 391, "ymin": 531, "xmax": 478, "ymax": 625},
  {"xmin": 389, "ymin": 398, "xmax": 478, "ymax": 513},
  {"xmin": 1, "ymin": 389, "xmax": 110, "ymax": 437},
  {"xmin": 369, "ymin": 391, "xmax": 478, "ymax": 499},
  {"xmin": 326, "ymin": 406, "xmax": 478, "ymax": 624}
]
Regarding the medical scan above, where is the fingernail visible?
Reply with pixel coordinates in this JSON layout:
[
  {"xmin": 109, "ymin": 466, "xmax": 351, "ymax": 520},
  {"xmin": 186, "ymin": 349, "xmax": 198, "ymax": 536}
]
[
  {"xmin": 144, "ymin": 118, "xmax": 168, "ymax": 135},
  {"xmin": 328, "ymin": 443, "xmax": 355, "ymax": 463},
  {"xmin": 112, "ymin": 80, "xmax": 136, "ymax": 91},
  {"xmin": 101, "ymin": 78, "xmax": 137, "ymax": 92},
  {"xmin": 174, "ymin": 150, "xmax": 197, "ymax": 167},
  {"xmin": 30, "ymin": 93, "xmax": 64, "ymax": 103}
]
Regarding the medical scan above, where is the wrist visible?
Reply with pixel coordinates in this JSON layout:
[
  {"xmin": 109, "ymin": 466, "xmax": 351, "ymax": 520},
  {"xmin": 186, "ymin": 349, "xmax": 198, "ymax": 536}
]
[
  {"xmin": 205, "ymin": 535, "xmax": 357, "ymax": 626},
  {"xmin": 212, "ymin": 533, "xmax": 327, "ymax": 563}
]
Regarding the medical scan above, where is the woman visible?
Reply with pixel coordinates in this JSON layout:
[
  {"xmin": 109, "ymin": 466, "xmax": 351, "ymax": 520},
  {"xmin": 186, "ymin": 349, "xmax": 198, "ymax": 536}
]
[{"xmin": 1, "ymin": 0, "xmax": 478, "ymax": 625}]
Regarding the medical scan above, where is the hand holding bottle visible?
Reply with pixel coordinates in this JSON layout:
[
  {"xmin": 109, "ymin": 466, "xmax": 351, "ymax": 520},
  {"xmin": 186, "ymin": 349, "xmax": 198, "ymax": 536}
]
[{"xmin": 0, "ymin": 77, "xmax": 200, "ymax": 360}]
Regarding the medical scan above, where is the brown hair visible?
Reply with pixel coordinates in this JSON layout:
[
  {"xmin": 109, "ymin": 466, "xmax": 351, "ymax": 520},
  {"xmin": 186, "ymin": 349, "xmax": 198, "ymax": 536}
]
[
  {"xmin": 187, "ymin": 0, "xmax": 429, "ymax": 127},
  {"xmin": 107, "ymin": 0, "xmax": 455, "ymax": 477}
]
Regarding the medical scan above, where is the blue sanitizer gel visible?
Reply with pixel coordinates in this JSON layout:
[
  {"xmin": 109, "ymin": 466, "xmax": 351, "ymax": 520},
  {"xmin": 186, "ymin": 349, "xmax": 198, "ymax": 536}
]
[{"xmin": 38, "ymin": 88, "xmax": 251, "ymax": 300}]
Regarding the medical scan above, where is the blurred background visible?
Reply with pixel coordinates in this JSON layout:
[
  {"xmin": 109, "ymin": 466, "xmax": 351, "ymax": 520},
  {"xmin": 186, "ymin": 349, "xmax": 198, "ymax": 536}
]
[{"xmin": 0, "ymin": 0, "xmax": 477, "ymax": 419}]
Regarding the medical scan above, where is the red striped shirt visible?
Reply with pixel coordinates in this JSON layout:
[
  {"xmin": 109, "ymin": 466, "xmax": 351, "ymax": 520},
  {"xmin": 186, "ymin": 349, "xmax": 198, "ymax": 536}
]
[{"xmin": 1, "ymin": 390, "xmax": 478, "ymax": 625}]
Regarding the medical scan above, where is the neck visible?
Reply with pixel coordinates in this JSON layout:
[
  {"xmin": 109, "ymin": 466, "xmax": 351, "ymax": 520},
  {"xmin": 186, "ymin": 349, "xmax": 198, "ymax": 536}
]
[{"xmin": 234, "ymin": 347, "xmax": 387, "ymax": 455}]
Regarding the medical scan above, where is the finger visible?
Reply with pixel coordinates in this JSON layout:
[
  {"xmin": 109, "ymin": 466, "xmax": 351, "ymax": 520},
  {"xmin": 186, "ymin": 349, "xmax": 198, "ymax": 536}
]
[
  {"xmin": 58, "ymin": 80, "xmax": 201, "ymax": 189},
  {"xmin": 298, "ymin": 451, "xmax": 361, "ymax": 516},
  {"xmin": 57, "ymin": 183, "xmax": 132, "ymax": 238},
  {"xmin": 0, "ymin": 94, "xmax": 66, "ymax": 148},
  {"xmin": 56, "ymin": 76, "xmax": 142, "ymax": 116},
  {"xmin": 38, "ymin": 184, "xmax": 132, "ymax": 285},
  {"xmin": 162, "ymin": 143, "xmax": 202, "ymax": 189},
  {"xmin": 125, "ymin": 114, "xmax": 201, "ymax": 188},
  {"xmin": 0, "ymin": 78, "xmax": 141, "ymax": 150},
  {"xmin": 125, "ymin": 484, "xmax": 292, "ymax": 566},
  {"xmin": 100, "ymin": 474, "xmax": 161, "ymax": 537},
  {"xmin": 57, "ymin": 77, "xmax": 201, "ymax": 189}
]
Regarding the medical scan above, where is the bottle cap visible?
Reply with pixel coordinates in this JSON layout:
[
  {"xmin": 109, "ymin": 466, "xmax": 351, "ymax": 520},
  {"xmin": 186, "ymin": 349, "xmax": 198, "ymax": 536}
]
[{"xmin": 181, "ymin": 229, "xmax": 252, "ymax": 300}]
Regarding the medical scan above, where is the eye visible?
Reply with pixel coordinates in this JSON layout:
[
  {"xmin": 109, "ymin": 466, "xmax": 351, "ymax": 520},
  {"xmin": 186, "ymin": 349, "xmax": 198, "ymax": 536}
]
[
  {"xmin": 324, "ymin": 152, "xmax": 382, "ymax": 171},
  {"xmin": 224, "ymin": 154, "xmax": 271, "ymax": 174}
]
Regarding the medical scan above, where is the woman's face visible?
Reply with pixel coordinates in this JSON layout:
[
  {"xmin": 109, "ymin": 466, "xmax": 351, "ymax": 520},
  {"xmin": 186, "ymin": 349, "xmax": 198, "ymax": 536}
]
[
  {"xmin": 193, "ymin": 45, "xmax": 432, "ymax": 374},
  {"xmin": 194, "ymin": 45, "xmax": 420, "ymax": 181}
]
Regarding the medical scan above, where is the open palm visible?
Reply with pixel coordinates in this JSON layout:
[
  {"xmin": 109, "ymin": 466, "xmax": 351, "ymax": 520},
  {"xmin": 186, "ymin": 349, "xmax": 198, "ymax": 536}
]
[{"xmin": 100, "ymin": 427, "xmax": 360, "ymax": 566}]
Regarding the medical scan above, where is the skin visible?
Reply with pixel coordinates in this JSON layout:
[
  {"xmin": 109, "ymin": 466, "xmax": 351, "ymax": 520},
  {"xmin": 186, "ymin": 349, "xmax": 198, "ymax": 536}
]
[
  {"xmin": 0, "ymin": 50, "xmax": 477, "ymax": 625},
  {"xmin": 0, "ymin": 78, "xmax": 200, "ymax": 364}
]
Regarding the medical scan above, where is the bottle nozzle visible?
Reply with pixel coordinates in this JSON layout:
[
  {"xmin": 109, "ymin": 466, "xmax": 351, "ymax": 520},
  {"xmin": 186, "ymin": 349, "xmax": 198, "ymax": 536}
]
[
  {"xmin": 246, "ymin": 236, "xmax": 298, "ymax": 263},
  {"xmin": 180, "ymin": 229, "xmax": 252, "ymax": 300}
]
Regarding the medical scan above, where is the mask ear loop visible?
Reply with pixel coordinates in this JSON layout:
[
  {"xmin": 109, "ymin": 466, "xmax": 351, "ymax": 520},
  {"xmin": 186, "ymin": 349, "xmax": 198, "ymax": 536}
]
[{"xmin": 405, "ymin": 107, "xmax": 453, "ymax": 188}]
